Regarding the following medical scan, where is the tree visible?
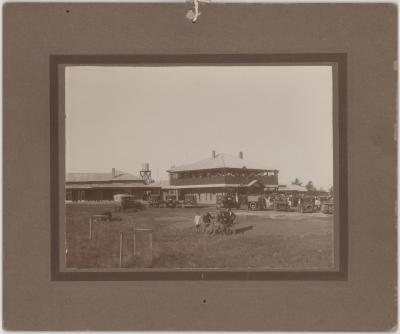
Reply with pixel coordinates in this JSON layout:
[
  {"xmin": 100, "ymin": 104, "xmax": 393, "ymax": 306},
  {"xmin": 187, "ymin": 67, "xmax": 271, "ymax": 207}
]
[
  {"xmin": 305, "ymin": 181, "xmax": 316, "ymax": 192},
  {"xmin": 291, "ymin": 178, "xmax": 303, "ymax": 186}
]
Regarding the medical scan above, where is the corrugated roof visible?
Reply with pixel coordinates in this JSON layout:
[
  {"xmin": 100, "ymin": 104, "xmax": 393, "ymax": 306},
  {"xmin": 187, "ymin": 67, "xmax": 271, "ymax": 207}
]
[
  {"xmin": 151, "ymin": 180, "xmax": 171, "ymax": 187},
  {"xmin": 168, "ymin": 153, "xmax": 270, "ymax": 172},
  {"xmin": 278, "ymin": 184, "xmax": 307, "ymax": 192},
  {"xmin": 66, "ymin": 170, "xmax": 141, "ymax": 183},
  {"xmin": 247, "ymin": 179, "xmax": 265, "ymax": 187},
  {"xmin": 66, "ymin": 182, "xmax": 161, "ymax": 189}
]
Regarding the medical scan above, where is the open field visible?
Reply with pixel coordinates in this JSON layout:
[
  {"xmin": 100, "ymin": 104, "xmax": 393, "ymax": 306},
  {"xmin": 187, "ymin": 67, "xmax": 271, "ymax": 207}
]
[{"xmin": 66, "ymin": 203, "xmax": 334, "ymax": 270}]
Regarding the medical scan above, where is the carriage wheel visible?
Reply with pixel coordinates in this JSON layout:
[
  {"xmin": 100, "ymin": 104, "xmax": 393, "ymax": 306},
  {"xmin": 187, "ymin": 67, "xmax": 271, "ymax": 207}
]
[{"xmin": 249, "ymin": 202, "xmax": 257, "ymax": 210}]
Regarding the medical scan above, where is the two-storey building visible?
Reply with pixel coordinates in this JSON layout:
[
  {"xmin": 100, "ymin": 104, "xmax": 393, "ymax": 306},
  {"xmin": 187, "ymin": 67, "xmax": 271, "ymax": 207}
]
[{"xmin": 167, "ymin": 151, "xmax": 279, "ymax": 204}]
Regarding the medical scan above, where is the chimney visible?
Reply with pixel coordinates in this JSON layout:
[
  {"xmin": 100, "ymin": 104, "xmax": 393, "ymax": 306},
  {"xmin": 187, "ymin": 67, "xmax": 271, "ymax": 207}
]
[
  {"xmin": 112, "ymin": 168, "xmax": 116, "ymax": 178},
  {"xmin": 212, "ymin": 150, "xmax": 216, "ymax": 159},
  {"xmin": 239, "ymin": 151, "xmax": 244, "ymax": 159}
]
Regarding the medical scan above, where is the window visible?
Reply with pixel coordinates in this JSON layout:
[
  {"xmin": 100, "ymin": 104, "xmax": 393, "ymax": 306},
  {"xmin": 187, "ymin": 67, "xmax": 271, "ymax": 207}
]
[
  {"xmin": 78, "ymin": 190, "xmax": 85, "ymax": 201},
  {"xmin": 66, "ymin": 190, "xmax": 72, "ymax": 201}
]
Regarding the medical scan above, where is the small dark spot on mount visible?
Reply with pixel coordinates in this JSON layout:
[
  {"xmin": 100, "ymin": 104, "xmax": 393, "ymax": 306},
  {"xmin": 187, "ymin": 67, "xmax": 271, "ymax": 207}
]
[
  {"xmin": 66, "ymin": 10, "xmax": 70, "ymax": 13},
  {"xmin": 202, "ymin": 299, "xmax": 207, "ymax": 304}
]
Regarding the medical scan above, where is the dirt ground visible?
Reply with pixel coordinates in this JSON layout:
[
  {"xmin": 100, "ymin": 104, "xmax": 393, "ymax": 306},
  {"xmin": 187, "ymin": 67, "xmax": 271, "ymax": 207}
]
[{"xmin": 65, "ymin": 203, "xmax": 334, "ymax": 270}]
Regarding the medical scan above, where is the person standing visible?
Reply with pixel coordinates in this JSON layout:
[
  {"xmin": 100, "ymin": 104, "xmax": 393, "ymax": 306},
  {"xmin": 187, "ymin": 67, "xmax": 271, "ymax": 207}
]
[
  {"xmin": 315, "ymin": 197, "xmax": 321, "ymax": 211},
  {"xmin": 194, "ymin": 212, "xmax": 202, "ymax": 232},
  {"xmin": 298, "ymin": 196, "xmax": 302, "ymax": 212},
  {"xmin": 227, "ymin": 208, "xmax": 236, "ymax": 225},
  {"xmin": 202, "ymin": 212, "xmax": 214, "ymax": 233}
]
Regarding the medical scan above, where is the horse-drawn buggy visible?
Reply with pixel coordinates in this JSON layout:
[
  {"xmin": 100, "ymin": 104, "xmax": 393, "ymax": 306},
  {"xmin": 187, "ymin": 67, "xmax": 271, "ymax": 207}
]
[{"xmin": 202, "ymin": 209, "xmax": 236, "ymax": 235}]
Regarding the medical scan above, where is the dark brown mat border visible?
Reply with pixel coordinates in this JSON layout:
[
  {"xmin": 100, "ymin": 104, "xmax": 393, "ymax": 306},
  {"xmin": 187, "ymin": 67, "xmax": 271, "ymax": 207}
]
[{"xmin": 50, "ymin": 53, "xmax": 347, "ymax": 281}]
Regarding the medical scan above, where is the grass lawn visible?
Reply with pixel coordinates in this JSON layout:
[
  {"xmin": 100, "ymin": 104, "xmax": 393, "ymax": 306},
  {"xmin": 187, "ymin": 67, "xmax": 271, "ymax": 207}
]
[{"xmin": 65, "ymin": 203, "xmax": 334, "ymax": 270}]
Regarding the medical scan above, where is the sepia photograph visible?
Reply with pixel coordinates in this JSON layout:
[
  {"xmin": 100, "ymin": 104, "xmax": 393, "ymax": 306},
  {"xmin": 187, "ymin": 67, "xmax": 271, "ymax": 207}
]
[
  {"xmin": 64, "ymin": 65, "xmax": 335, "ymax": 271},
  {"xmin": 4, "ymin": 2, "xmax": 397, "ymax": 330}
]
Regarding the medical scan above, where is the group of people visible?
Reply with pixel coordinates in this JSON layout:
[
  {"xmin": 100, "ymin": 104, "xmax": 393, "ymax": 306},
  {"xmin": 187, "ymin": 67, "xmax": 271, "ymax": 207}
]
[
  {"xmin": 266, "ymin": 193, "xmax": 331, "ymax": 210},
  {"xmin": 194, "ymin": 208, "xmax": 237, "ymax": 235}
]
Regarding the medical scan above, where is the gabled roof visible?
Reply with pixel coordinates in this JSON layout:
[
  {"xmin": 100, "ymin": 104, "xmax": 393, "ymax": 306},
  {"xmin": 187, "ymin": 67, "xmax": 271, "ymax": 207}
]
[
  {"xmin": 168, "ymin": 153, "xmax": 270, "ymax": 172},
  {"xmin": 66, "ymin": 170, "xmax": 141, "ymax": 183}
]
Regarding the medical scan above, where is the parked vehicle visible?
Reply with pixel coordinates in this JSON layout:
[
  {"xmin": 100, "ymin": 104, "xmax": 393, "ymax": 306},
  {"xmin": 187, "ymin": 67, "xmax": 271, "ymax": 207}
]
[
  {"xmin": 274, "ymin": 197, "xmax": 290, "ymax": 211},
  {"xmin": 149, "ymin": 194, "xmax": 161, "ymax": 208},
  {"xmin": 321, "ymin": 200, "xmax": 334, "ymax": 214},
  {"xmin": 165, "ymin": 195, "xmax": 178, "ymax": 208},
  {"xmin": 183, "ymin": 194, "xmax": 197, "ymax": 208},
  {"xmin": 298, "ymin": 196, "xmax": 315, "ymax": 213},
  {"xmin": 113, "ymin": 194, "xmax": 143, "ymax": 211},
  {"xmin": 247, "ymin": 195, "xmax": 266, "ymax": 211},
  {"xmin": 216, "ymin": 193, "xmax": 240, "ymax": 209}
]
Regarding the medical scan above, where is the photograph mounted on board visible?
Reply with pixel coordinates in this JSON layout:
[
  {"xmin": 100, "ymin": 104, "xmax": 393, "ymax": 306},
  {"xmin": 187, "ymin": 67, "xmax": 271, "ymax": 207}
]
[{"xmin": 64, "ymin": 65, "xmax": 335, "ymax": 271}]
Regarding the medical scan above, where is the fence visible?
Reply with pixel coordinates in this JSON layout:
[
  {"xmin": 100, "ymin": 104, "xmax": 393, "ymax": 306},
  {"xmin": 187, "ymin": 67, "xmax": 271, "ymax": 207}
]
[
  {"xmin": 119, "ymin": 228, "xmax": 153, "ymax": 268},
  {"xmin": 66, "ymin": 215, "xmax": 153, "ymax": 268}
]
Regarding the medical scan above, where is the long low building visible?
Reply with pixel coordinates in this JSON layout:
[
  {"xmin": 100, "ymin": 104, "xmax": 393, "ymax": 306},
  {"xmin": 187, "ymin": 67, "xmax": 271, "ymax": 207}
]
[
  {"xmin": 277, "ymin": 184, "xmax": 307, "ymax": 193},
  {"xmin": 163, "ymin": 151, "xmax": 279, "ymax": 204},
  {"xmin": 66, "ymin": 168, "xmax": 161, "ymax": 201}
]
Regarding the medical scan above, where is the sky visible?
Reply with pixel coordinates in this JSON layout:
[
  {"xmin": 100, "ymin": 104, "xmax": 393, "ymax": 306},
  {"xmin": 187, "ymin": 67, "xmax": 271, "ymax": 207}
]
[{"xmin": 65, "ymin": 65, "xmax": 333, "ymax": 190}]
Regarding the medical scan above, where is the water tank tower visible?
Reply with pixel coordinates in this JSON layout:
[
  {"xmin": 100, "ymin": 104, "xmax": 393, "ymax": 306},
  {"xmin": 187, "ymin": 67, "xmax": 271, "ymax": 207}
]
[{"xmin": 140, "ymin": 162, "xmax": 153, "ymax": 184}]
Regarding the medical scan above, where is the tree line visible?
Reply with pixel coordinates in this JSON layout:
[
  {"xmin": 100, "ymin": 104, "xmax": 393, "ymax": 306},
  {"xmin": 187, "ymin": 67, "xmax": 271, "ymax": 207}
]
[{"xmin": 291, "ymin": 178, "xmax": 333, "ymax": 195}]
